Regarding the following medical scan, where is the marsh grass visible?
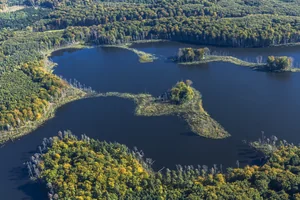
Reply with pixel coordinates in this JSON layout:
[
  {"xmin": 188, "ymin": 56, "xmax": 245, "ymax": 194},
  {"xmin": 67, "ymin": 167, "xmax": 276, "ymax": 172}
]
[
  {"xmin": 179, "ymin": 55, "xmax": 300, "ymax": 72},
  {"xmin": 179, "ymin": 55, "xmax": 264, "ymax": 68},
  {"xmin": 97, "ymin": 88, "xmax": 230, "ymax": 139},
  {"xmin": 102, "ymin": 44, "xmax": 156, "ymax": 63}
]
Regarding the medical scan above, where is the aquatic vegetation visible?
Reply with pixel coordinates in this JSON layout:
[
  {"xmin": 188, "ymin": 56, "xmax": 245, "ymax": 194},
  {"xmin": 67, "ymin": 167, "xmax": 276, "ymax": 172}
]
[
  {"xmin": 174, "ymin": 48, "xmax": 300, "ymax": 72},
  {"xmin": 28, "ymin": 132, "xmax": 300, "ymax": 199},
  {"xmin": 179, "ymin": 55, "xmax": 264, "ymax": 68},
  {"xmin": 102, "ymin": 44, "xmax": 156, "ymax": 63},
  {"xmin": 98, "ymin": 81, "xmax": 229, "ymax": 139}
]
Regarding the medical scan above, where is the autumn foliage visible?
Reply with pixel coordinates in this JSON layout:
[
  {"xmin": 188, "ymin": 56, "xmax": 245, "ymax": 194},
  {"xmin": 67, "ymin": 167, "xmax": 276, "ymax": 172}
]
[{"xmin": 31, "ymin": 132, "xmax": 300, "ymax": 200}]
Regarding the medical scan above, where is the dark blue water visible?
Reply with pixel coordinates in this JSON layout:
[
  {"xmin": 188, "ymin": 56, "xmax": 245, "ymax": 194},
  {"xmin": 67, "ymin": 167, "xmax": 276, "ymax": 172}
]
[{"xmin": 1, "ymin": 41, "xmax": 300, "ymax": 199}]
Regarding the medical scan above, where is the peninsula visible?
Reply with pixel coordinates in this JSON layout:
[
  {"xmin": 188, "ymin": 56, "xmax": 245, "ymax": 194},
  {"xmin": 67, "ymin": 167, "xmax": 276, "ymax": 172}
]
[
  {"xmin": 173, "ymin": 48, "xmax": 300, "ymax": 72},
  {"xmin": 98, "ymin": 80, "xmax": 229, "ymax": 139}
]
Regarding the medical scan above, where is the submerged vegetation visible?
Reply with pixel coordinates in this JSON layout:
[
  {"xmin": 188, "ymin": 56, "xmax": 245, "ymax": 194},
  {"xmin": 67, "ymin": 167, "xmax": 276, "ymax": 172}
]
[
  {"xmin": 27, "ymin": 131, "xmax": 300, "ymax": 199},
  {"xmin": 99, "ymin": 81, "xmax": 229, "ymax": 139}
]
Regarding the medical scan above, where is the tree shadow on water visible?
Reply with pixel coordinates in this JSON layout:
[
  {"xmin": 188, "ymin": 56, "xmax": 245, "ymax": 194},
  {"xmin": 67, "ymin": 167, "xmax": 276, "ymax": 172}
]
[
  {"xmin": 18, "ymin": 181, "xmax": 48, "ymax": 200},
  {"xmin": 237, "ymin": 144, "xmax": 265, "ymax": 167},
  {"xmin": 9, "ymin": 162, "xmax": 48, "ymax": 199},
  {"xmin": 9, "ymin": 166, "xmax": 28, "ymax": 181}
]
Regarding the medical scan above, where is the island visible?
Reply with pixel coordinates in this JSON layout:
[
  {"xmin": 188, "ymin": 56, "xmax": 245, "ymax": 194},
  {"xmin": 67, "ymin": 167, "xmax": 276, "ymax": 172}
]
[
  {"xmin": 172, "ymin": 47, "xmax": 300, "ymax": 72},
  {"xmin": 27, "ymin": 131, "xmax": 300, "ymax": 199},
  {"xmin": 98, "ymin": 80, "xmax": 229, "ymax": 139}
]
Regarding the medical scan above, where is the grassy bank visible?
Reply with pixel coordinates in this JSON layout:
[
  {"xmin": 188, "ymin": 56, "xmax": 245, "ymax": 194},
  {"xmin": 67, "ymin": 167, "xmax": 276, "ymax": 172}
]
[
  {"xmin": 102, "ymin": 44, "xmax": 157, "ymax": 63},
  {"xmin": 0, "ymin": 6, "xmax": 26, "ymax": 13},
  {"xmin": 0, "ymin": 87, "xmax": 86, "ymax": 145},
  {"xmin": 178, "ymin": 55, "xmax": 300, "ymax": 72},
  {"xmin": 179, "ymin": 55, "xmax": 264, "ymax": 68},
  {"xmin": 97, "ymin": 88, "xmax": 230, "ymax": 139},
  {"xmin": 129, "ymin": 39, "xmax": 168, "ymax": 45}
]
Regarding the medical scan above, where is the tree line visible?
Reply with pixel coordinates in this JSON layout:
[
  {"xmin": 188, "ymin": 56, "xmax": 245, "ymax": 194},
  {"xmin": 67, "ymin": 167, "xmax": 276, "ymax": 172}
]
[{"xmin": 28, "ymin": 131, "xmax": 300, "ymax": 199}]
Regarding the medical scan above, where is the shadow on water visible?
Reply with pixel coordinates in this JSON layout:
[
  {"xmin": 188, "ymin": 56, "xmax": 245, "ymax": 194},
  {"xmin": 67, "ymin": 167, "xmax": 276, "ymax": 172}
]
[
  {"xmin": 2, "ymin": 41, "xmax": 300, "ymax": 199},
  {"xmin": 51, "ymin": 48, "xmax": 84, "ymax": 57},
  {"xmin": 9, "ymin": 167, "xmax": 48, "ymax": 200},
  {"xmin": 9, "ymin": 166, "xmax": 28, "ymax": 181},
  {"xmin": 18, "ymin": 182, "xmax": 48, "ymax": 200},
  {"xmin": 265, "ymin": 71, "xmax": 292, "ymax": 81}
]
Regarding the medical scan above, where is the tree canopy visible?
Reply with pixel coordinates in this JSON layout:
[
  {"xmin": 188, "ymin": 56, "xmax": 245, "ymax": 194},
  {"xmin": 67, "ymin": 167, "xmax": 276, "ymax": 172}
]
[
  {"xmin": 170, "ymin": 81, "xmax": 194, "ymax": 104},
  {"xmin": 266, "ymin": 56, "xmax": 293, "ymax": 71},
  {"xmin": 28, "ymin": 132, "xmax": 300, "ymax": 200}
]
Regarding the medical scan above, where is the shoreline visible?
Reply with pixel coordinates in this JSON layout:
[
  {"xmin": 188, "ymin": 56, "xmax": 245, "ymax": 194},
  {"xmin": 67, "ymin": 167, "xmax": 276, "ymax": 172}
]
[
  {"xmin": 177, "ymin": 55, "xmax": 300, "ymax": 72},
  {"xmin": 95, "ymin": 89, "xmax": 230, "ymax": 139},
  {"xmin": 178, "ymin": 55, "xmax": 265, "ymax": 68},
  {"xmin": 45, "ymin": 40, "xmax": 159, "ymax": 65},
  {"xmin": 43, "ymin": 43, "xmax": 90, "ymax": 71},
  {"xmin": 0, "ymin": 88, "xmax": 86, "ymax": 145},
  {"xmin": 0, "ymin": 41, "xmax": 155, "ymax": 145},
  {"xmin": 2, "ymin": 40, "xmax": 299, "ymax": 144},
  {"xmin": 101, "ymin": 43, "xmax": 157, "ymax": 63},
  {"xmin": 0, "ymin": 43, "xmax": 89, "ymax": 145}
]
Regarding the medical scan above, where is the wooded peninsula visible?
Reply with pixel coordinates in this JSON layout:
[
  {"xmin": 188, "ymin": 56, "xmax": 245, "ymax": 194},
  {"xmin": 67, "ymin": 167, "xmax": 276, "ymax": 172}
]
[
  {"xmin": 98, "ymin": 80, "xmax": 229, "ymax": 139},
  {"xmin": 173, "ymin": 47, "xmax": 298, "ymax": 72}
]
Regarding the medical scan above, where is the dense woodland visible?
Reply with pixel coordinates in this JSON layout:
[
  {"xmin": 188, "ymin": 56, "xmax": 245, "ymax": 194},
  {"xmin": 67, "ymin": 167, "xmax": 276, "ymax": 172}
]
[
  {"xmin": 0, "ymin": 61, "xmax": 68, "ymax": 130},
  {"xmin": 1, "ymin": 0, "xmax": 300, "ymax": 73},
  {"xmin": 0, "ymin": 0, "xmax": 298, "ymax": 134},
  {"xmin": 0, "ymin": 1, "xmax": 299, "ymax": 130},
  {"xmin": 28, "ymin": 131, "xmax": 300, "ymax": 199},
  {"xmin": 1, "ymin": 0, "xmax": 299, "ymax": 198}
]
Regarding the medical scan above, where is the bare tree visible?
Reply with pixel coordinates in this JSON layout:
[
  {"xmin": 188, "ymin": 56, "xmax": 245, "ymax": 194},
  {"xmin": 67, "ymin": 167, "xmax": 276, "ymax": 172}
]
[{"xmin": 256, "ymin": 56, "xmax": 263, "ymax": 63}]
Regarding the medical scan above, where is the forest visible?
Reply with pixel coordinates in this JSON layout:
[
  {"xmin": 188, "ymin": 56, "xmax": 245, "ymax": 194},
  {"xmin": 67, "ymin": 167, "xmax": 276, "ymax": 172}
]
[
  {"xmin": 0, "ymin": 61, "xmax": 69, "ymax": 130},
  {"xmin": 27, "ymin": 131, "xmax": 300, "ymax": 200},
  {"xmin": 0, "ymin": 0, "xmax": 299, "ymax": 142},
  {"xmin": 0, "ymin": 0, "xmax": 299, "ymax": 198},
  {"xmin": 0, "ymin": 0, "xmax": 299, "ymax": 136},
  {"xmin": 2, "ymin": 0, "xmax": 300, "ymax": 73}
]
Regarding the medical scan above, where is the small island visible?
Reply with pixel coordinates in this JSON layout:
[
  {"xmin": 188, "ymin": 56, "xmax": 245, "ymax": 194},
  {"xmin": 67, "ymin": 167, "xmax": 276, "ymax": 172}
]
[
  {"xmin": 98, "ymin": 80, "xmax": 229, "ymax": 139},
  {"xmin": 172, "ymin": 47, "xmax": 300, "ymax": 72}
]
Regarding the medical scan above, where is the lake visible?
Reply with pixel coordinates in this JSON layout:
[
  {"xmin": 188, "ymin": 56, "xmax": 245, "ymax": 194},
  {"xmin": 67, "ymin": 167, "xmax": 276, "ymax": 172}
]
[{"xmin": 1, "ymin": 41, "xmax": 300, "ymax": 199}]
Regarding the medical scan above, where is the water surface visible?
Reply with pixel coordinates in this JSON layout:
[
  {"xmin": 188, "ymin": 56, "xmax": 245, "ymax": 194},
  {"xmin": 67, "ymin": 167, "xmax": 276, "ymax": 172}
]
[{"xmin": 1, "ymin": 41, "xmax": 300, "ymax": 199}]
